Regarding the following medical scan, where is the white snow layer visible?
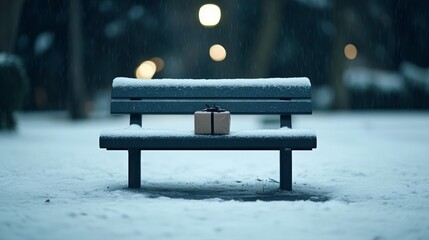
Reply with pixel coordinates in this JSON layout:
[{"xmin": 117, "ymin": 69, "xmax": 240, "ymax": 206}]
[
  {"xmin": 343, "ymin": 67, "xmax": 405, "ymax": 93},
  {"xmin": 1, "ymin": 112, "xmax": 429, "ymax": 240},
  {"xmin": 112, "ymin": 77, "xmax": 311, "ymax": 88},
  {"xmin": 400, "ymin": 62, "xmax": 429, "ymax": 92},
  {"xmin": 101, "ymin": 127, "xmax": 315, "ymax": 139}
]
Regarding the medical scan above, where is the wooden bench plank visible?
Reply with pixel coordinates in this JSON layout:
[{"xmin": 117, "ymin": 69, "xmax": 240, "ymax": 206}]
[
  {"xmin": 100, "ymin": 127, "xmax": 317, "ymax": 150},
  {"xmin": 111, "ymin": 77, "xmax": 312, "ymax": 99},
  {"xmin": 111, "ymin": 99, "xmax": 312, "ymax": 114}
]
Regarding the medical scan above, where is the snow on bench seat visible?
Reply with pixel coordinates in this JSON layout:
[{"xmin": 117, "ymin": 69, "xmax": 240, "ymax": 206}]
[{"xmin": 100, "ymin": 126, "xmax": 317, "ymax": 150}]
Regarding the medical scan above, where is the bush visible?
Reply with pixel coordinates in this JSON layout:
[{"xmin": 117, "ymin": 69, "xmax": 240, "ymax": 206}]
[{"xmin": 0, "ymin": 53, "xmax": 28, "ymax": 130}]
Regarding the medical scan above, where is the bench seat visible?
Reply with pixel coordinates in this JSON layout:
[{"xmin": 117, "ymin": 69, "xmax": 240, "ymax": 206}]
[{"xmin": 100, "ymin": 126, "xmax": 317, "ymax": 150}]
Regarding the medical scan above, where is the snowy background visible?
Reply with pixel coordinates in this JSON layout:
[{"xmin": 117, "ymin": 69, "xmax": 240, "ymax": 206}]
[
  {"xmin": 2, "ymin": 1, "xmax": 429, "ymax": 239},
  {"xmin": 1, "ymin": 112, "xmax": 428, "ymax": 239}
]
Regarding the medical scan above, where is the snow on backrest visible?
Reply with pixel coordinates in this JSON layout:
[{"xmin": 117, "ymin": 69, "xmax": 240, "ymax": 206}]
[
  {"xmin": 109, "ymin": 77, "xmax": 313, "ymax": 115},
  {"xmin": 111, "ymin": 77, "xmax": 312, "ymax": 99}
]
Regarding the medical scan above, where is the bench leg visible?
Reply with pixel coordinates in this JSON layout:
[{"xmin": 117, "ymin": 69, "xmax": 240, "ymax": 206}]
[
  {"xmin": 280, "ymin": 148, "xmax": 292, "ymax": 191},
  {"xmin": 128, "ymin": 149, "xmax": 141, "ymax": 188}
]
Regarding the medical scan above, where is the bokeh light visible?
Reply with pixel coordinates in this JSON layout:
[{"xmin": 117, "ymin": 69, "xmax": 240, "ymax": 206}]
[
  {"xmin": 209, "ymin": 44, "xmax": 226, "ymax": 61},
  {"xmin": 135, "ymin": 60, "xmax": 156, "ymax": 79},
  {"xmin": 151, "ymin": 57, "xmax": 165, "ymax": 72},
  {"xmin": 344, "ymin": 43, "xmax": 357, "ymax": 60},
  {"xmin": 198, "ymin": 4, "xmax": 221, "ymax": 27}
]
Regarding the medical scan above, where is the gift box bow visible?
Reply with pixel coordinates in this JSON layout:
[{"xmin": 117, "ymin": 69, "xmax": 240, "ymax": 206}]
[{"xmin": 202, "ymin": 104, "xmax": 226, "ymax": 112}]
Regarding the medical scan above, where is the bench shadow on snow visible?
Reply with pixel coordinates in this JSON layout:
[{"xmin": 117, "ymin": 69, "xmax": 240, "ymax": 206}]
[{"xmin": 114, "ymin": 180, "xmax": 331, "ymax": 202}]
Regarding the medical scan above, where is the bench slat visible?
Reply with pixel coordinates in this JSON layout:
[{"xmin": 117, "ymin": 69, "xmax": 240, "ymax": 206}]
[
  {"xmin": 99, "ymin": 127, "xmax": 317, "ymax": 150},
  {"xmin": 111, "ymin": 99, "xmax": 312, "ymax": 114},
  {"xmin": 111, "ymin": 77, "xmax": 311, "ymax": 99}
]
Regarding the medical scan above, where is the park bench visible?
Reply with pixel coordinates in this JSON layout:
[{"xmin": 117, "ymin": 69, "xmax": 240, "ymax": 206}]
[{"xmin": 99, "ymin": 77, "xmax": 317, "ymax": 191}]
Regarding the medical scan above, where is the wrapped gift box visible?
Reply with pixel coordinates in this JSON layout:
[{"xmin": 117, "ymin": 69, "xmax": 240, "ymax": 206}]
[{"xmin": 194, "ymin": 105, "xmax": 230, "ymax": 135}]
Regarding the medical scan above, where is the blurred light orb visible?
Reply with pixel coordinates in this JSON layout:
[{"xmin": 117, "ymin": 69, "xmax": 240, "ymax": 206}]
[
  {"xmin": 344, "ymin": 43, "xmax": 357, "ymax": 60},
  {"xmin": 136, "ymin": 60, "xmax": 156, "ymax": 79},
  {"xmin": 151, "ymin": 57, "xmax": 165, "ymax": 72},
  {"xmin": 209, "ymin": 44, "xmax": 226, "ymax": 61},
  {"xmin": 199, "ymin": 4, "xmax": 221, "ymax": 27}
]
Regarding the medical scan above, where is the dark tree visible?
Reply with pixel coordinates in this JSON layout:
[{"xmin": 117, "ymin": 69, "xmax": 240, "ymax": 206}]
[
  {"xmin": 0, "ymin": 0, "xmax": 27, "ymax": 130},
  {"xmin": 246, "ymin": 0, "xmax": 282, "ymax": 78},
  {"xmin": 68, "ymin": 0, "xmax": 87, "ymax": 119},
  {"xmin": 0, "ymin": 53, "xmax": 28, "ymax": 130},
  {"xmin": 0, "ymin": 0, "xmax": 25, "ymax": 53}
]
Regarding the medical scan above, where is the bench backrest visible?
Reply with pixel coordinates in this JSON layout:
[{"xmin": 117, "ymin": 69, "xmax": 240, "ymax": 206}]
[{"xmin": 111, "ymin": 77, "xmax": 312, "ymax": 114}]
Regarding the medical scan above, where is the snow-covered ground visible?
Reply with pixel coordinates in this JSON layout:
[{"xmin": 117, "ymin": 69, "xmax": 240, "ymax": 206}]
[{"xmin": 1, "ymin": 112, "xmax": 428, "ymax": 240}]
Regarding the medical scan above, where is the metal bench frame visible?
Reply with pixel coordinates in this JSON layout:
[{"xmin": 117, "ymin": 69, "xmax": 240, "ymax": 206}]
[{"xmin": 100, "ymin": 77, "xmax": 317, "ymax": 191}]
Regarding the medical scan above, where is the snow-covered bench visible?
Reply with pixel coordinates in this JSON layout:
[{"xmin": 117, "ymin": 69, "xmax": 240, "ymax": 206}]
[{"xmin": 99, "ymin": 77, "xmax": 317, "ymax": 191}]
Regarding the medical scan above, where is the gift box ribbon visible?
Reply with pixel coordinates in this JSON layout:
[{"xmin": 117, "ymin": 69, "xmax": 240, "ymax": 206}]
[
  {"xmin": 202, "ymin": 104, "xmax": 225, "ymax": 134},
  {"xmin": 202, "ymin": 104, "xmax": 225, "ymax": 113}
]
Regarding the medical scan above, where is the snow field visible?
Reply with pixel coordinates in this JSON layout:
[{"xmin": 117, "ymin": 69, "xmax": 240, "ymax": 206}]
[{"xmin": 0, "ymin": 112, "xmax": 428, "ymax": 239}]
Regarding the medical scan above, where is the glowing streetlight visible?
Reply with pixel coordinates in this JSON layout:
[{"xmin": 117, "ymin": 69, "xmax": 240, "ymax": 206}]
[
  {"xmin": 344, "ymin": 43, "xmax": 357, "ymax": 60},
  {"xmin": 209, "ymin": 44, "xmax": 226, "ymax": 61},
  {"xmin": 198, "ymin": 4, "xmax": 221, "ymax": 27},
  {"xmin": 135, "ymin": 60, "xmax": 156, "ymax": 79}
]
